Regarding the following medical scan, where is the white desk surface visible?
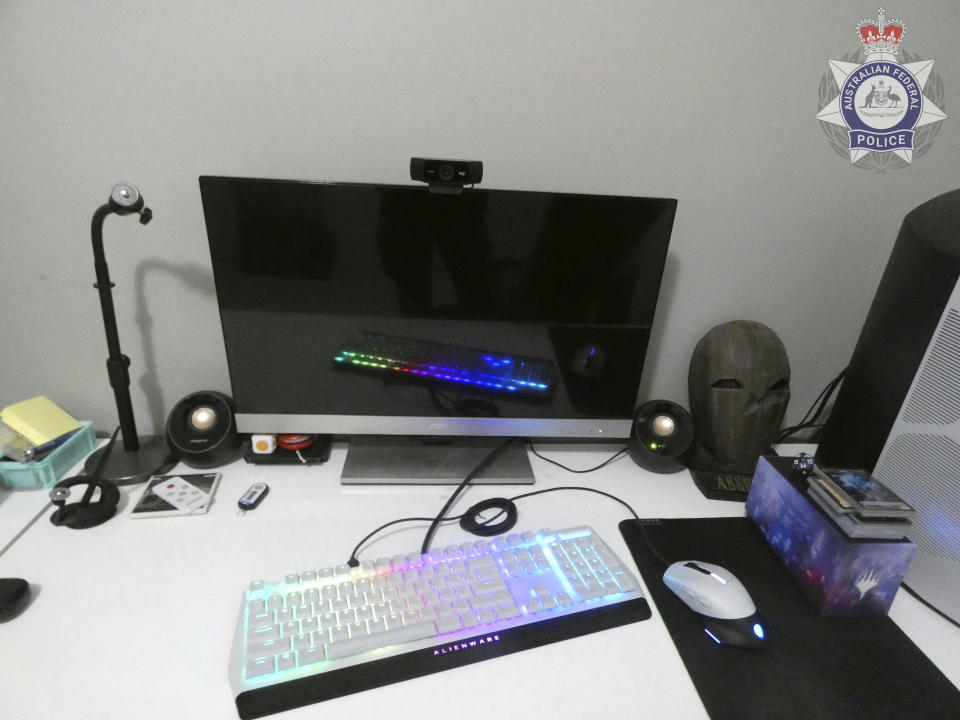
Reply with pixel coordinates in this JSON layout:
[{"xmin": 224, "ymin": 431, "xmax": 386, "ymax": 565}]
[{"xmin": 1, "ymin": 442, "xmax": 958, "ymax": 720}]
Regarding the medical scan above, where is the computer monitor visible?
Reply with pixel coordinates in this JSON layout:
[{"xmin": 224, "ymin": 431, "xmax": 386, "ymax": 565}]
[{"xmin": 199, "ymin": 176, "xmax": 677, "ymax": 482}]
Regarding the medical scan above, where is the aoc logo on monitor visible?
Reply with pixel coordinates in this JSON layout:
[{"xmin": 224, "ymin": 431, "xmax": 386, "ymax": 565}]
[{"xmin": 816, "ymin": 8, "xmax": 946, "ymax": 170}]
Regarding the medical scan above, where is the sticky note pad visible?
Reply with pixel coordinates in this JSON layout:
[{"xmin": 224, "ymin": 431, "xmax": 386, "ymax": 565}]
[{"xmin": 0, "ymin": 396, "xmax": 81, "ymax": 446}]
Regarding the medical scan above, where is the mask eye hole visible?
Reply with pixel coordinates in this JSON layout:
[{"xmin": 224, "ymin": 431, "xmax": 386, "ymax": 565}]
[
  {"xmin": 768, "ymin": 379, "xmax": 789, "ymax": 392},
  {"xmin": 711, "ymin": 378, "xmax": 743, "ymax": 389}
]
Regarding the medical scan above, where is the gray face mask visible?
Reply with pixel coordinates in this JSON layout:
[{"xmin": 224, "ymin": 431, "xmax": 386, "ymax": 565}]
[{"xmin": 688, "ymin": 320, "xmax": 791, "ymax": 475}]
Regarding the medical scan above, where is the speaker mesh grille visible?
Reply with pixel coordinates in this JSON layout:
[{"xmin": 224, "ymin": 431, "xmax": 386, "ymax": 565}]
[
  {"xmin": 875, "ymin": 433, "xmax": 960, "ymax": 563},
  {"xmin": 902, "ymin": 309, "xmax": 960, "ymax": 425}
]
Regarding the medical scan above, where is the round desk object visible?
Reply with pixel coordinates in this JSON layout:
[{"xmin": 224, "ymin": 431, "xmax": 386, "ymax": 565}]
[
  {"xmin": 0, "ymin": 578, "xmax": 32, "ymax": 622},
  {"xmin": 166, "ymin": 390, "xmax": 243, "ymax": 468},
  {"xmin": 628, "ymin": 400, "xmax": 695, "ymax": 473},
  {"xmin": 48, "ymin": 475, "xmax": 121, "ymax": 529}
]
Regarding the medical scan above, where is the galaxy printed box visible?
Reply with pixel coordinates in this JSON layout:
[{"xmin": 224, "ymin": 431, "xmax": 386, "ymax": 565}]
[{"xmin": 745, "ymin": 456, "xmax": 915, "ymax": 617}]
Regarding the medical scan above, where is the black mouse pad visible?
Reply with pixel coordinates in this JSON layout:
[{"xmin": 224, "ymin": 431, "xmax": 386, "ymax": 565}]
[{"xmin": 619, "ymin": 517, "xmax": 960, "ymax": 720}]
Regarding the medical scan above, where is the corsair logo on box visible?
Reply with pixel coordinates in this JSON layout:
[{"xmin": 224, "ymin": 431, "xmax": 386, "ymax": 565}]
[{"xmin": 816, "ymin": 8, "xmax": 947, "ymax": 170}]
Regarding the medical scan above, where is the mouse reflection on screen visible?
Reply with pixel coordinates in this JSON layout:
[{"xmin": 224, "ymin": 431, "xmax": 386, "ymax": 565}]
[
  {"xmin": 663, "ymin": 561, "xmax": 767, "ymax": 649},
  {"xmin": 571, "ymin": 344, "xmax": 608, "ymax": 378}
]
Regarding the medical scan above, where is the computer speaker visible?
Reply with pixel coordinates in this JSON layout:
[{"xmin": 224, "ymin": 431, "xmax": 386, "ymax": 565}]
[
  {"xmin": 628, "ymin": 400, "xmax": 694, "ymax": 473},
  {"xmin": 817, "ymin": 188, "xmax": 960, "ymax": 471},
  {"xmin": 165, "ymin": 391, "xmax": 243, "ymax": 468}
]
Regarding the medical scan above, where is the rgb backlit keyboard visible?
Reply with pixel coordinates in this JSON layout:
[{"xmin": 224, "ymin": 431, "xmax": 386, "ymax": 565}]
[
  {"xmin": 332, "ymin": 331, "xmax": 557, "ymax": 395},
  {"xmin": 229, "ymin": 525, "xmax": 650, "ymax": 718}
]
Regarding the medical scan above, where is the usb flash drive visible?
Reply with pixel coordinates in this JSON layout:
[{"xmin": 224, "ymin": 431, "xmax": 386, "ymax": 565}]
[{"xmin": 238, "ymin": 483, "xmax": 269, "ymax": 511}]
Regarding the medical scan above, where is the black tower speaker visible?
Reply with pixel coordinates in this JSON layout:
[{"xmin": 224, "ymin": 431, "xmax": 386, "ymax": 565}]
[
  {"xmin": 628, "ymin": 400, "xmax": 694, "ymax": 473},
  {"xmin": 166, "ymin": 391, "xmax": 243, "ymax": 468},
  {"xmin": 817, "ymin": 189, "xmax": 960, "ymax": 471}
]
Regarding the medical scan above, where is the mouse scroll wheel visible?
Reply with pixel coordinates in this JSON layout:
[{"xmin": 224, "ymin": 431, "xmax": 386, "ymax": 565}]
[{"xmin": 683, "ymin": 562, "xmax": 712, "ymax": 575}]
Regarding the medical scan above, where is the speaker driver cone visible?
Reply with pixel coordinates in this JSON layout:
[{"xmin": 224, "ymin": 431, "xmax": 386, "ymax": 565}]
[
  {"xmin": 166, "ymin": 391, "xmax": 242, "ymax": 468},
  {"xmin": 629, "ymin": 400, "xmax": 694, "ymax": 473}
]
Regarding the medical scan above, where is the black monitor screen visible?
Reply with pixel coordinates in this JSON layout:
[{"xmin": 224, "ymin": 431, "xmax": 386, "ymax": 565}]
[{"xmin": 200, "ymin": 176, "xmax": 677, "ymax": 437}]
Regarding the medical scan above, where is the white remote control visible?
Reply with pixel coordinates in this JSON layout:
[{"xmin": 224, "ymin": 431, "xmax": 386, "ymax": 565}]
[{"xmin": 152, "ymin": 476, "xmax": 210, "ymax": 512}]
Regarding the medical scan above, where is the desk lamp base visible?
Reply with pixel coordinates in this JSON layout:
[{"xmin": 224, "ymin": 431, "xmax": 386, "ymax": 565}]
[{"xmin": 83, "ymin": 435, "xmax": 176, "ymax": 486}]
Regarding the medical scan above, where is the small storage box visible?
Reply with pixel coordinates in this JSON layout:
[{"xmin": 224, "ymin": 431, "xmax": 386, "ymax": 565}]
[
  {"xmin": 0, "ymin": 421, "xmax": 96, "ymax": 490},
  {"xmin": 746, "ymin": 455, "xmax": 915, "ymax": 617}
]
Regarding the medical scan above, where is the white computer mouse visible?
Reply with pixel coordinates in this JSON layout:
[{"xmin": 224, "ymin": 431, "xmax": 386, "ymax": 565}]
[
  {"xmin": 662, "ymin": 560, "xmax": 766, "ymax": 648},
  {"xmin": 663, "ymin": 560, "xmax": 756, "ymax": 618}
]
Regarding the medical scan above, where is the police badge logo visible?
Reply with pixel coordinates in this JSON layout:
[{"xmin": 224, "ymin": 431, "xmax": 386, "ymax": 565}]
[{"xmin": 816, "ymin": 8, "xmax": 946, "ymax": 169}]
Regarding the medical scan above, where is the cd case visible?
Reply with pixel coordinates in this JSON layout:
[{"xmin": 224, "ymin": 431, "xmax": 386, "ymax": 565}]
[
  {"xmin": 809, "ymin": 467, "xmax": 916, "ymax": 518},
  {"xmin": 130, "ymin": 473, "xmax": 222, "ymax": 518},
  {"xmin": 806, "ymin": 488, "xmax": 912, "ymax": 539}
]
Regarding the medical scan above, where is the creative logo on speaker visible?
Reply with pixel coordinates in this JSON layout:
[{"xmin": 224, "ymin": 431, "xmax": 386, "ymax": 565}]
[{"xmin": 816, "ymin": 8, "xmax": 946, "ymax": 170}]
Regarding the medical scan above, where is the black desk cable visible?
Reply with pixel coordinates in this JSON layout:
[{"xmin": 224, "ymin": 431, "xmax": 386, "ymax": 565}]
[
  {"xmin": 775, "ymin": 367, "xmax": 847, "ymax": 443},
  {"xmin": 418, "ymin": 437, "xmax": 520, "ymax": 556},
  {"xmin": 901, "ymin": 582, "xmax": 960, "ymax": 631},
  {"xmin": 526, "ymin": 441, "xmax": 629, "ymax": 473},
  {"xmin": 346, "ymin": 483, "xmax": 644, "ymax": 568},
  {"xmin": 346, "ymin": 438, "xmax": 642, "ymax": 567}
]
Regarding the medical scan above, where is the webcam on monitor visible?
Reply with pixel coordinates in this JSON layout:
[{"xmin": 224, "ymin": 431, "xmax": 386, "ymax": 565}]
[{"xmin": 410, "ymin": 157, "xmax": 482, "ymax": 193}]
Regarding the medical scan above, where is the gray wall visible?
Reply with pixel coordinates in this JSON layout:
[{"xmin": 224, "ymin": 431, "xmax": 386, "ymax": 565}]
[{"xmin": 2, "ymin": 1, "xmax": 958, "ymax": 435}]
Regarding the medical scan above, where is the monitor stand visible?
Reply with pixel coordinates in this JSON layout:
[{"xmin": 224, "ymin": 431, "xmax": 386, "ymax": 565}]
[{"xmin": 339, "ymin": 436, "xmax": 535, "ymax": 485}]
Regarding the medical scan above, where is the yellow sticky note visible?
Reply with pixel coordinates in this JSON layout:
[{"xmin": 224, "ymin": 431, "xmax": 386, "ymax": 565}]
[{"xmin": 0, "ymin": 396, "xmax": 81, "ymax": 446}]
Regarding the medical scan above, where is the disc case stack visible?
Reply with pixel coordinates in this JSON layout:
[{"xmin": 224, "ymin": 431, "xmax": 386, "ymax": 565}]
[{"xmin": 806, "ymin": 466, "xmax": 915, "ymax": 539}]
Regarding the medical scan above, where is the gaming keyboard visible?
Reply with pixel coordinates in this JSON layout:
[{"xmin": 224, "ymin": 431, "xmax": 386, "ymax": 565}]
[
  {"xmin": 230, "ymin": 525, "xmax": 650, "ymax": 718},
  {"xmin": 332, "ymin": 331, "xmax": 557, "ymax": 395}
]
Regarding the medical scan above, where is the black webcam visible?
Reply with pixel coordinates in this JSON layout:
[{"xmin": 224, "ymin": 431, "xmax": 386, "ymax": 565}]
[{"xmin": 410, "ymin": 158, "xmax": 483, "ymax": 193}]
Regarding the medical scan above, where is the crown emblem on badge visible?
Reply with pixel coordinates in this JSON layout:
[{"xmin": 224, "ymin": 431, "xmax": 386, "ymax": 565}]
[{"xmin": 857, "ymin": 8, "xmax": 906, "ymax": 56}]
